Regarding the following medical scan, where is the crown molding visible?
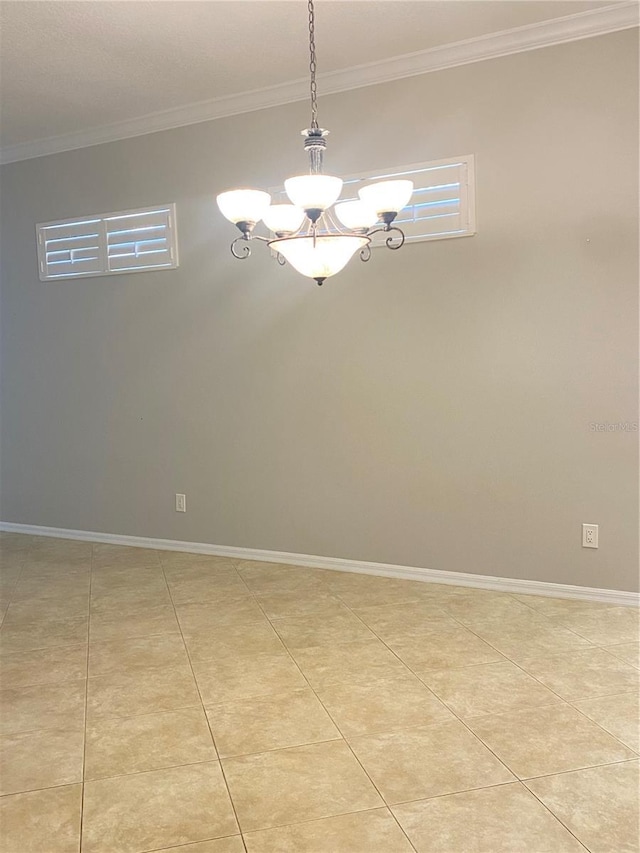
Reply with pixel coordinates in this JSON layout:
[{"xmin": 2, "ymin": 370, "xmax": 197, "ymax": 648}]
[
  {"xmin": 1, "ymin": 2, "xmax": 637, "ymax": 165},
  {"xmin": 1, "ymin": 520, "xmax": 638, "ymax": 605}
]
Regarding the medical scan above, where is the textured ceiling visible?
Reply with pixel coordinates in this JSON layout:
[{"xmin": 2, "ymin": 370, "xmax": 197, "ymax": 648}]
[{"xmin": 0, "ymin": 0, "xmax": 619, "ymax": 148}]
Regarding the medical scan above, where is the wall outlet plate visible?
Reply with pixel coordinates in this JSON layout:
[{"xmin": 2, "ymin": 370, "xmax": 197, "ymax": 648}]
[
  {"xmin": 175, "ymin": 494, "xmax": 186, "ymax": 513},
  {"xmin": 582, "ymin": 523, "xmax": 598, "ymax": 548}
]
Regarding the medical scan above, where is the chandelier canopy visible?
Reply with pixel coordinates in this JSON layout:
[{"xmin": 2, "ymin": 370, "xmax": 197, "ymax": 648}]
[{"xmin": 216, "ymin": 0, "xmax": 414, "ymax": 286}]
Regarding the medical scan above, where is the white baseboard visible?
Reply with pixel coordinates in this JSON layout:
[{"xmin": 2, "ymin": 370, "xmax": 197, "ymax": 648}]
[{"xmin": 1, "ymin": 521, "xmax": 637, "ymax": 607}]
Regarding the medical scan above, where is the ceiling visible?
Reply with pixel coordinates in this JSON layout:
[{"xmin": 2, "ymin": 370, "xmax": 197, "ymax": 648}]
[{"xmin": 0, "ymin": 0, "xmax": 631, "ymax": 157}]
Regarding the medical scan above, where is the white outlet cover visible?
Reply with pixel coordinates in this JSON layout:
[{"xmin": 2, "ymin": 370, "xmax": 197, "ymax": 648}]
[{"xmin": 582, "ymin": 523, "xmax": 598, "ymax": 548}]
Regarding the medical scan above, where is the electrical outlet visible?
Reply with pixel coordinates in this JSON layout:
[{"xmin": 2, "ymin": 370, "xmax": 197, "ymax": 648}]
[
  {"xmin": 582, "ymin": 523, "xmax": 598, "ymax": 548},
  {"xmin": 175, "ymin": 493, "xmax": 186, "ymax": 513}
]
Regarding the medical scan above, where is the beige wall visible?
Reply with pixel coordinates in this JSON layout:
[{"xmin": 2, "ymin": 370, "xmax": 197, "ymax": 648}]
[{"xmin": 1, "ymin": 31, "xmax": 638, "ymax": 591}]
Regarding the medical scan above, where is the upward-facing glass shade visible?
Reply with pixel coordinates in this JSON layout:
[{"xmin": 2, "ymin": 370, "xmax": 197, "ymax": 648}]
[
  {"xmin": 334, "ymin": 200, "xmax": 379, "ymax": 230},
  {"xmin": 216, "ymin": 189, "xmax": 271, "ymax": 225},
  {"xmin": 262, "ymin": 204, "xmax": 305, "ymax": 235},
  {"xmin": 269, "ymin": 234, "xmax": 369, "ymax": 280},
  {"xmin": 358, "ymin": 180, "xmax": 414, "ymax": 215},
  {"xmin": 284, "ymin": 175, "xmax": 343, "ymax": 212}
]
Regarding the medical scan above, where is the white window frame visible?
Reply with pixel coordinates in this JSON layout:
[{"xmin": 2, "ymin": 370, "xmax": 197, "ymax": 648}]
[
  {"xmin": 341, "ymin": 155, "xmax": 476, "ymax": 247},
  {"xmin": 36, "ymin": 203, "xmax": 179, "ymax": 281}
]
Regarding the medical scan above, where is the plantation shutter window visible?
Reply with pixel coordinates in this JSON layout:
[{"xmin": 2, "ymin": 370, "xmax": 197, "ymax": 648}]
[{"xmin": 37, "ymin": 204, "xmax": 178, "ymax": 281}]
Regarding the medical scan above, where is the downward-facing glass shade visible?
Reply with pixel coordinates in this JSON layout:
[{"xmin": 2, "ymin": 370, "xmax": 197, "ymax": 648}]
[
  {"xmin": 358, "ymin": 180, "xmax": 414, "ymax": 215},
  {"xmin": 334, "ymin": 200, "xmax": 379, "ymax": 230},
  {"xmin": 262, "ymin": 204, "xmax": 305, "ymax": 234},
  {"xmin": 284, "ymin": 175, "xmax": 343, "ymax": 212},
  {"xmin": 269, "ymin": 234, "xmax": 369, "ymax": 280},
  {"xmin": 216, "ymin": 189, "xmax": 271, "ymax": 225}
]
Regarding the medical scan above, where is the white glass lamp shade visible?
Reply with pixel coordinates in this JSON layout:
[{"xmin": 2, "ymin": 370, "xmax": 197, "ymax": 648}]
[
  {"xmin": 262, "ymin": 204, "xmax": 305, "ymax": 235},
  {"xmin": 358, "ymin": 179, "xmax": 414, "ymax": 215},
  {"xmin": 216, "ymin": 189, "xmax": 271, "ymax": 225},
  {"xmin": 269, "ymin": 234, "xmax": 369, "ymax": 281},
  {"xmin": 284, "ymin": 175, "xmax": 343, "ymax": 213},
  {"xmin": 334, "ymin": 200, "xmax": 379, "ymax": 231}
]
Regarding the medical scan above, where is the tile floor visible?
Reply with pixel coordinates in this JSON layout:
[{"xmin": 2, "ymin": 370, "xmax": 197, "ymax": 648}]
[{"xmin": 0, "ymin": 532, "xmax": 638, "ymax": 853}]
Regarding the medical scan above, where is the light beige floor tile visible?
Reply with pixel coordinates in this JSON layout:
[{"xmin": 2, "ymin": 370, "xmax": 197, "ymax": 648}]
[
  {"xmin": 192, "ymin": 652, "xmax": 307, "ymax": 704},
  {"xmin": 254, "ymin": 589, "xmax": 345, "ymax": 619},
  {"xmin": 243, "ymin": 808, "xmax": 414, "ymax": 852},
  {"xmin": 88, "ymin": 633, "xmax": 189, "ymax": 676},
  {"xmin": 83, "ymin": 761, "xmax": 238, "ymax": 853},
  {"xmin": 385, "ymin": 626, "xmax": 506, "ymax": 670},
  {"xmin": 87, "ymin": 664, "xmax": 200, "ymax": 720},
  {"xmin": 2, "ymin": 594, "xmax": 89, "ymax": 622},
  {"xmin": 159, "ymin": 839, "xmax": 245, "ymax": 853},
  {"xmin": 183, "ymin": 621, "xmax": 286, "ymax": 662},
  {"xmin": 0, "ymin": 532, "xmax": 33, "ymax": 553},
  {"xmin": 159, "ymin": 840, "xmax": 245, "ymax": 853},
  {"xmin": 160, "ymin": 552, "xmax": 239, "ymax": 571},
  {"xmin": 601, "ymin": 641, "xmax": 640, "ymax": 669},
  {"xmin": 330, "ymin": 576, "xmax": 433, "ymax": 609},
  {"xmin": 222, "ymin": 739, "xmax": 383, "ymax": 832},
  {"xmin": 469, "ymin": 614, "xmax": 591, "ymax": 662},
  {"xmin": 573, "ymin": 692, "xmax": 640, "ymax": 752},
  {"xmin": 89, "ymin": 566, "xmax": 167, "ymax": 596},
  {"xmin": 0, "ymin": 680, "xmax": 86, "ymax": 735},
  {"xmin": 513, "ymin": 594, "xmax": 614, "ymax": 618},
  {"xmin": 419, "ymin": 661, "xmax": 562, "ymax": 719},
  {"xmin": 162, "ymin": 561, "xmax": 242, "ymax": 583},
  {"xmin": 526, "ymin": 760, "xmax": 640, "ymax": 853},
  {"xmin": 441, "ymin": 591, "xmax": 534, "ymax": 624},
  {"xmin": 468, "ymin": 703, "xmax": 636, "ymax": 778},
  {"xmin": 175, "ymin": 598, "xmax": 268, "ymax": 633},
  {"xmin": 10, "ymin": 574, "xmax": 90, "ymax": 602},
  {"xmin": 167, "ymin": 577, "xmax": 250, "ymax": 606},
  {"xmin": 549, "ymin": 605, "xmax": 640, "ymax": 645},
  {"xmin": 348, "ymin": 720, "xmax": 514, "ymax": 804},
  {"xmin": 90, "ymin": 587, "xmax": 173, "ymax": 615},
  {"xmin": 0, "ymin": 644, "xmax": 87, "ymax": 688},
  {"xmin": 29, "ymin": 536, "xmax": 91, "ymax": 558},
  {"xmin": 0, "ymin": 783, "xmax": 82, "ymax": 853},
  {"xmin": 290, "ymin": 639, "xmax": 409, "ymax": 689},
  {"xmin": 85, "ymin": 706, "xmax": 216, "ymax": 780},
  {"xmin": 0, "ymin": 727, "xmax": 84, "ymax": 795},
  {"xmin": 89, "ymin": 604, "xmax": 180, "ymax": 642},
  {"xmin": 517, "ymin": 647, "xmax": 640, "ymax": 701},
  {"xmin": 0, "ymin": 614, "xmax": 88, "ymax": 652},
  {"xmin": 92, "ymin": 543, "xmax": 161, "ymax": 569},
  {"xmin": 349, "ymin": 602, "xmax": 455, "ymax": 642},
  {"xmin": 237, "ymin": 562, "xmax": 328, "ymax": 594},
  {"xmin": 18, "ymin": 560, "xmax": 90, "ymax": 578},
  {"xmin": 316, "ymin": 672, "xmax": 455, "ymax": 736},
  {"xmin": 271, "ymin": 610, "xmax": 377, "ymax": 650},
  {"xmin": 206, "ymin": 687, "xmax": 340, "ymax": 757},
  {"xmin": 393, "ymin": 783, "xmax": 585, "ymax": 852}
]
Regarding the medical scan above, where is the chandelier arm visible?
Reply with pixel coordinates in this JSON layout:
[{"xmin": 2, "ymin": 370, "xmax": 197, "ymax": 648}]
[
  {"xmin": 366, "ymin": 224, "xmax": 406, "ymax": 250},
  {"xmin": 323, "ymin": 208, "xmax": 347, "ymax": 235},
  {"xmin": 230, "ymin": 236, "xmax": 252, "ymax": 260},
  {"xmin": 360, "ymin": 245, "xmax": 372, "ymax": 263}
]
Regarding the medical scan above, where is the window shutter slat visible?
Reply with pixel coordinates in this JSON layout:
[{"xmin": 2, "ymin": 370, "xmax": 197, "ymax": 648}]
[{"xmin": 37, "ymin": 204, "xmax": 178, "ymax": 281}]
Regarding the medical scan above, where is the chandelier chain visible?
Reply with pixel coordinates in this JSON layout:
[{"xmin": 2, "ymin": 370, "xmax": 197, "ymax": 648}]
[{"xmin": 308, "ymin": 0, "xmax": 318, "ymax": 129}]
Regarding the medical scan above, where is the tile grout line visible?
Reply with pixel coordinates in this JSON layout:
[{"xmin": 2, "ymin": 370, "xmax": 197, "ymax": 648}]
[
  {"xmin": 159, "ymin": 554, "xmax": 249, "ymax": 853},
  {"xmin": 232, "ymin": 566, "xmax": 420, "ymax": 852},
  {"xmin": 407, "ymin": 598, "xmax": 636, "ymax": 848},
  {"xmin": 3, "ymin": 544, "xmax": 636, "ymax": 849},
  {"xmin": 434, "ymin": 607, "xmax": 640, "ymax": 757},
  {"xmin": 78, "ymin": 541, "xmax": 94, "ymax": 853},
  {"xmin": 328, "ymin": 587, "xmax": 602, "ymax": 851}
]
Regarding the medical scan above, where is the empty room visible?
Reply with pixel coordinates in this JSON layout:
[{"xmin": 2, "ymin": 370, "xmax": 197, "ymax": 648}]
[{"xmin": 0, "ymin": 1, "xmax": 638, "ymax": 852}]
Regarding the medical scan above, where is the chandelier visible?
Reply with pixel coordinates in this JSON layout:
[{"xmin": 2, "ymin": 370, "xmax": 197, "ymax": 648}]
[{"xmin": 216, "ymin": 0, "xmax": 414, "ymax": 286}]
